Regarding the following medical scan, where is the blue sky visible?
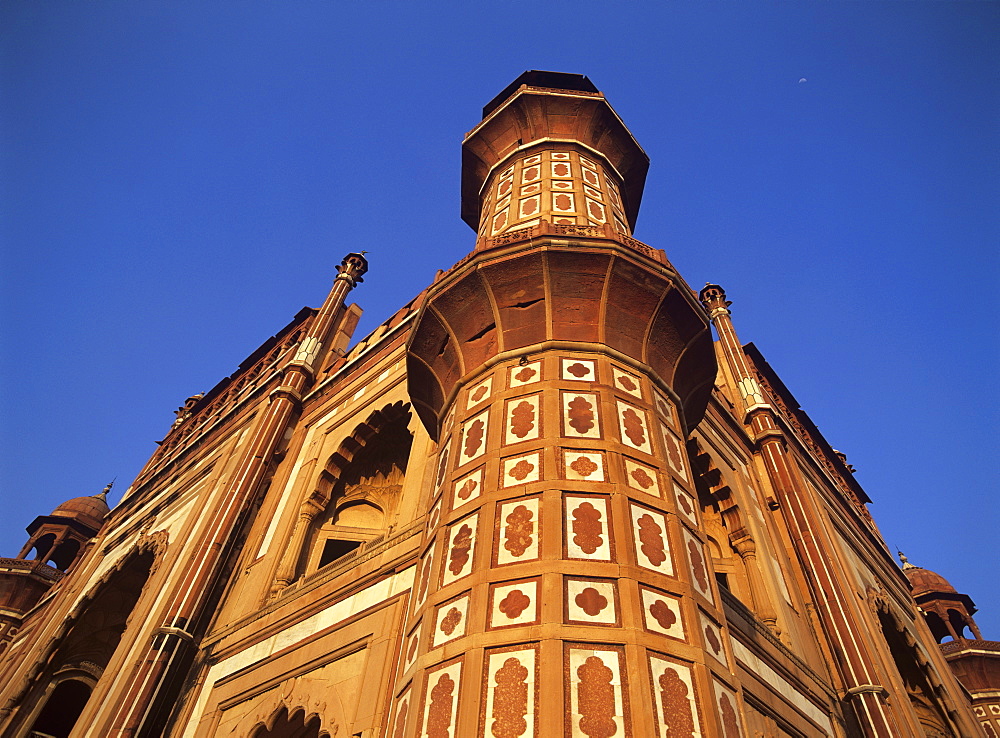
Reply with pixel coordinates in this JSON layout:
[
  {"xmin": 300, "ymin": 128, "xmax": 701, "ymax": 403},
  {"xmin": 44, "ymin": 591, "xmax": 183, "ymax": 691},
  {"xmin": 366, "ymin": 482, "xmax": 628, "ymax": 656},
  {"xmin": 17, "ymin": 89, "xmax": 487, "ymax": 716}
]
[{"xmin": 2, "ymin": 2, "xmax": 997, "ymax": 633}]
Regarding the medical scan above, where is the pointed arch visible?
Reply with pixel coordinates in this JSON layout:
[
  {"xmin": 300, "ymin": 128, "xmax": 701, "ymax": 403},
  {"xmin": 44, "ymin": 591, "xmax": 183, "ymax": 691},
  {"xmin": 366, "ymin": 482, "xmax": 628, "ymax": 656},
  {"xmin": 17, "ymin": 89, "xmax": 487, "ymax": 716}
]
[
  {"xmin": 286, "ymin": 402, "xmax": 413, "ymax": 581},
  {"xmin": 236, "ymin": 675, "xmax": 345, "ymax": 738},
  {"xmin": 6, "ymin": 534, "xmax": 165, "ymax": 738}
]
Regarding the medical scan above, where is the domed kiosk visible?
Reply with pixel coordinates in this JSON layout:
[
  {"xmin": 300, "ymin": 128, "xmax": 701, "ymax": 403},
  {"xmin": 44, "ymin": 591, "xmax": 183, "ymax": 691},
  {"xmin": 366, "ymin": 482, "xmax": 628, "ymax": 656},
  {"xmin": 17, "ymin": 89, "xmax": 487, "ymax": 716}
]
[{"xmin": 0, "ymin": 485, "xmax": 110, "ymax": 655}]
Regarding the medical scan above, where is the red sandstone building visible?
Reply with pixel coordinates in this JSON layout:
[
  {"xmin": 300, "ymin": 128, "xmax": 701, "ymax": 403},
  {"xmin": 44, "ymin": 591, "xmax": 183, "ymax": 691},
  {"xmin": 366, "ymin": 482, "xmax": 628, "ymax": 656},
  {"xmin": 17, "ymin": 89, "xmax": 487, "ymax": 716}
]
[{"xmin": 0, "ymin": 71, "xmax": 994, "ymax": 738}]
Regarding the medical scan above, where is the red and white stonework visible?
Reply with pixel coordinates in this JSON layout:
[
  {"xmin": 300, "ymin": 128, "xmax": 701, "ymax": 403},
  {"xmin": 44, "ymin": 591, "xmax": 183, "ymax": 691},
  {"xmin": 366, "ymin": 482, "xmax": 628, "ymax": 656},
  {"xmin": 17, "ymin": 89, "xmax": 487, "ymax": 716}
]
[
  {"xmin": 404, "ymin": 348, "xmax": 739, "ymax": 738},
  {"xmin": 7, "ymin": 76, "xmax": 981, "ymax": 738},
  {"xmin": 479, "ymin": 147, "xmax": 631, "ymax": 238}
]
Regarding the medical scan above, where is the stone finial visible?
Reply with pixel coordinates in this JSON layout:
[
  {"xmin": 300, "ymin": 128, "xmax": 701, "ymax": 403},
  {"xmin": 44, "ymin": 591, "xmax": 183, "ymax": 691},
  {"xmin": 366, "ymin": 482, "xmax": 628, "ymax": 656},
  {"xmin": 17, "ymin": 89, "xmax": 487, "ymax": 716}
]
[
  {"xmin": 336, "ymin": 252, "xmax": 369, "ymax": 286},
  {"xmin": 898, "ymin": 551, "xmax": 917, "ymax": 570},
  {"xmin": 699, "ymin": 283, "xmax": 732, "ymax": 317},
  {"xmin": 96, "ymin": 481, "xmax": 113, "ymax": 502}
]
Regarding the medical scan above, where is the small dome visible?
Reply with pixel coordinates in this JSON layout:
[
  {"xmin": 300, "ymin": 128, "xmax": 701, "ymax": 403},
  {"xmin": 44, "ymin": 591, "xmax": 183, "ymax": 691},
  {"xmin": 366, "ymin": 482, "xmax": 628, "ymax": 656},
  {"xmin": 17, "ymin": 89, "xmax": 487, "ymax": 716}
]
[
  {"xmin": 50, "ymin": 492, "xmax": 110, "ymax": 532},
  {"xmin": 904, "ymin": 566, "xmax": 957, "ymax": 596}
]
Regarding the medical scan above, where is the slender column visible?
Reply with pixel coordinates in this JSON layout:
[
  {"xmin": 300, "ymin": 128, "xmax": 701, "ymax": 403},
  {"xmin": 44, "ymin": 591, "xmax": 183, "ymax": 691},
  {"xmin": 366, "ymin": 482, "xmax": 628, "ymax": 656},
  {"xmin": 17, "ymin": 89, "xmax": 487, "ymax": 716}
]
[
  {"xmin": 105, "ymin": 253, "xmax": 367, "ymax": 737},
  {"xmin": 270, "ymin": 494, "xmax": 324, "ymax": 595},
  {"xmin": 700, "ymin": 284, "xmax": 900, "ymax": 738},
  {"xmin": 730, "ymin": 534, "xmax": 779, "ymax": 632}
]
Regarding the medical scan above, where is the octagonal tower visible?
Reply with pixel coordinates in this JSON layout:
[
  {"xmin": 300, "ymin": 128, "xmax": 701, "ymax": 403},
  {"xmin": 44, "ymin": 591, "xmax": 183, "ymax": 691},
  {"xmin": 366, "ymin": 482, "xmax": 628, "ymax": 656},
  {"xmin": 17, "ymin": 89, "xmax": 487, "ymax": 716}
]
[{"xmin": 399, "ymin": 72, "xmax": 736, "ymax": 737}]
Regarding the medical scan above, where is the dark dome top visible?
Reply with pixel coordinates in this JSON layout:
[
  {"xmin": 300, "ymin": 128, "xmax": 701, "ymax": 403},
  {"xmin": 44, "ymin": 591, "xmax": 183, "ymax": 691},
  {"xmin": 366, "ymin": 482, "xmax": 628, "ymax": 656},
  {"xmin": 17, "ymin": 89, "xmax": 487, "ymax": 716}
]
[
  {"xmin": 50, "ymin": 493, "xmax": 110, "ymax": 531},
  {"xmin": 904, "ymin": 566, "xmax": 957, "ymax": 596}
]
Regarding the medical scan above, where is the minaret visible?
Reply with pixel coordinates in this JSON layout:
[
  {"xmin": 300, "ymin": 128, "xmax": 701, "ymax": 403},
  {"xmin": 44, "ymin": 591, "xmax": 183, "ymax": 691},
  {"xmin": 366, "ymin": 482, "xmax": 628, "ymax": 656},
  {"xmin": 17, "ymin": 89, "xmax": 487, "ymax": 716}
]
[
  {"xmin": 699, "ymin": 283, "xmax": 902, "ymax": 737},
  {"xmin": 105, "ymin": 253, "xmax": 368, "ymax": 737},
  {"xmin": 400, "ymin": 71, "xmax": 733, "ymax": 737}
]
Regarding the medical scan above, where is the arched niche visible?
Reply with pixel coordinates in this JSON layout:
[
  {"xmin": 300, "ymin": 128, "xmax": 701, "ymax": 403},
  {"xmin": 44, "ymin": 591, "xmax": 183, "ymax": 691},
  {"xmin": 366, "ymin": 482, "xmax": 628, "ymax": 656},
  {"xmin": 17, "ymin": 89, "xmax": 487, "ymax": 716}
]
[
  {"xmin": 297, "ymin": 402, "xmax": 413, "ymax": 578},
  {"xmin": 875, "ymin": 604, "xmax": 954, "ymax": 737},
  {"xmin": 30, "ymin": 533, "xmax": 56, "ymax": 561},
  {"xmin": 12, "ymin": 547, "xmax": 157, "ymax": 738},
  {"xmin": 48, "ymin": 539, "xmax": 82, "ymax": 572},
  {"xmin": 24, "ymin": 676, "xmax": 93, "ymax": 738}
]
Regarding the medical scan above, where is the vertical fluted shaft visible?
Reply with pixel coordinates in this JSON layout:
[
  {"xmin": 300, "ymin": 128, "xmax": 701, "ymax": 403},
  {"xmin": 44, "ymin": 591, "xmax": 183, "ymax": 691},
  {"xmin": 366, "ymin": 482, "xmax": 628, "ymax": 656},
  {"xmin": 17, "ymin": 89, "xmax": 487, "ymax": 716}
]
[
  {"xmin": 699, "ymin": 283, "xmax": 899, "ymax": 738},
  {"xmin": 105, "ymin": 253, "xmax": 367, "ymax": 737}
]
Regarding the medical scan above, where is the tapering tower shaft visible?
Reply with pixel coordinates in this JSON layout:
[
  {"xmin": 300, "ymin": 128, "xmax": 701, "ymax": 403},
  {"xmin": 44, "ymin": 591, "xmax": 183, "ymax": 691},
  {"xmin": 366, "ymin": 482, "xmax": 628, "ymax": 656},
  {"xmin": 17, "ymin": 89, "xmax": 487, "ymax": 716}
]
[
  {"xmin": 699, "ymin": 283, "xmax": 901, "ymax": 738},
  {"xmin": 395, "ymin": 72, "xmax": 748, "ymax": 738}
]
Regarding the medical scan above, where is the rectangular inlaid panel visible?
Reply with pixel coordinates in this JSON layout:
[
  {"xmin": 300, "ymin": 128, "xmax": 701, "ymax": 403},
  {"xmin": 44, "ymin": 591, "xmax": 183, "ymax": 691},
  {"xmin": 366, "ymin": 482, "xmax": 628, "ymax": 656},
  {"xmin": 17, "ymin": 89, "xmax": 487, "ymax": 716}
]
[
  {"xmin": 442, "ymin": 513, "xmax": 478, "ymax": 586},
  {"xmin": 414, "ymin": 547, "xmax": 436, "ymax": 611},
  {"xmin": 495, "ymin": 496, "xmax": 541, "ymax": 566},
  {"xmin": 617, "ymin": 400, "xmax": 652, "ymax": 454},
  {"xmin": 432, "ymin": 592, "xmax": 471, "ymax": 648},
  {"xmin": 682, "ymin": 529, "xmax": 713, "ymax": 602},
  {"xmin": 435, "ymin": 442, "xmax": 452, "ymax": 495},
  {"xmin": 391, "ymin": 686, "xmax": 412, "ymax": 738},
  {"xmin": 420, "ymin": 659, "xmax": 463, "ymax": 738},
  {"xmin": 630, "ymin": 503, "xmax": 674, "ymax": 576},
  {"xmin": 648, "ymin": 653, "xmax": 702, "ymax": 738},
  {"xmin": 519, "ymin": 195, "xmax": 541, "ymax": 219},
  {"xmin": 712, "ymin": 679, "xmax": 745, "ymax": 738},
  {"xmin": 561, "ymin": 358, "xmax": 596, "ymax": 381},
  {"xmin": 565, "ymin": 644, "xmax": 630, "ymax": 738},
  {"xmin": 565, "ymin": 577, "xmax": 620, "ymax": 626},
  {"xmin": 481, "ymin": 644, "xmax": 539, "ymax": 738},
  {"xmin": 653, "ymin": 389, "xmax": 676, "ymax": 429},
  {"xmin": 564, "ymin": 450, "xmax": 606, "ymax": 482},
  {"xmin": 426, "ymin": 499, "xmax": 442, "ymax": 535},
  {"xmin": 552, "ymin": 191, "xmax": 577, "ymax": 213},
  {"xmin": 562, "ymin": 391, "xmax": 601, "ymax": 439},
  {"xmin": 699, "ymin": 610, "xmax": 727, "ymax": 667},
  {"xmin": 442, "ymin": 404, "xmax": 458, "ymax": 438},
  {"xmin": 505, "ymin": 393, "xmax": 541, "ymax": 445},
  {"xmin": 565, "ymin": 494, "xmax": 613, "ymax": 561},
  {"xmin": 639, "ymin": 586, "xmax": 686, "ymax": 641},
  {"xmin": 467, "ymin": 376, "xmax": 493, "ymax": 410},
  {"xmin": 510, "ymin": 361, "xmax": 542, "ymax": 388},
  {"xmin": 452, "ymin": 466, "xmax": 483, "ymax": 510},
  {"xmin": 585, "ymin": 199, "xmax": 607, "ymax": 224},
  {"xmin": 551, "ymin": 160, "xmax": 573, "ymax": 178},
  {"xmin": 458, "ymin": 408, "xmax": 490, "ymax": 467},
  {"xmin": 492, "ymin": 208, "xmax": 510, "ymax": 235},
  {"xmin": 623, "ymin": 457, "xmax": 662, "ymax": 498},
  {"xmin": 660, "ymin": 425, "xmax": 689, "ymax": 482},
  {"xmin": 488, "ymin": 578, "xmax": 540, "ymax": 629},
  {"xmin": 673, "ymin": 482, "xmax": 698, "ymax": 527},
  {"xmin": 611, "ymin": 366, "xmax": 642, "ymax": 398},
  {"xmin": 502, "ymin": 451, "xmax": 542, "ymax": 487},
  {"xmin": 497, "ymin": 173, "xmax": 514, "ymax": 198},
  {"xmin": 402, "ymin": 620, "xmax": 423, "ymax": 674}
]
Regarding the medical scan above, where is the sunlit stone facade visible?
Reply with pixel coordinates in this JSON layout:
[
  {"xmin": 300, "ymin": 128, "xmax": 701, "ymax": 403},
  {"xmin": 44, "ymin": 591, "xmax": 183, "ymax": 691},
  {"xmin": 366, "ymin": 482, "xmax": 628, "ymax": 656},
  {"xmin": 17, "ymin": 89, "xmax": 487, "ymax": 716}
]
[{"xmin": 0, "ymin": 71, "xmax": 987, "ymax": 738}]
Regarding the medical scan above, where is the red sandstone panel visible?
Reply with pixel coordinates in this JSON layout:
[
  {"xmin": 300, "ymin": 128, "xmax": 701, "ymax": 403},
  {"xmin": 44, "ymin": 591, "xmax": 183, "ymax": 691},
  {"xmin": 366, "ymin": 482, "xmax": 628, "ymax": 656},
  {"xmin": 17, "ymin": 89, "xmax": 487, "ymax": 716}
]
[
  {"xmin": 646, "ymin": 289, "xmax": 703, "ymax": 372},
  {"xmin": 433, "ymin": 271, "xmax": 499, "ymax": 371},
  {"xmin": 604, "ymin": 258, "xmax": 664, "ymax": 360},
  {"xmin": 547, "ymin": 251, "xmax": 610, "ymax": 343},
  {"xmin": 482, "ymin": 252, "xmax": 547, "ymax": 350}
]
